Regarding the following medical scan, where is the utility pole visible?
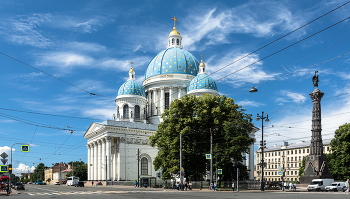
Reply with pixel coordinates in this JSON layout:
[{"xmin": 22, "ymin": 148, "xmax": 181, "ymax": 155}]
[
  {"xmin": 210, "ymin": 128, "xmax": 213, "ymax": 184},
  {"xmin": 136, "ymin": 149, "xmax": 140, "ymax": 187},
  {"xmin": 179, "ymin": 134, "xmax": 184, "ymax": 190}
]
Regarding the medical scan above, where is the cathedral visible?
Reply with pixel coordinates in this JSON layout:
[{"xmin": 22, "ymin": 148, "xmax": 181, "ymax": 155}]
[{"xmin": 84, "ymin": 17, "xmax": 254, "ymax": 182}]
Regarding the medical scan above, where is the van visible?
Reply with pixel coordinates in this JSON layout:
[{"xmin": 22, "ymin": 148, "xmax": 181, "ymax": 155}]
[
  {"xmin": 66, "ymin": 176, "xmax": 79, "ymax": 186},
  {"xmin": 325, "ymin": 182, "xmax": 346, "ymax": 192},
  {"xmin": 307, "ymin": 179, "xmax": 334, "ymax": 191}
]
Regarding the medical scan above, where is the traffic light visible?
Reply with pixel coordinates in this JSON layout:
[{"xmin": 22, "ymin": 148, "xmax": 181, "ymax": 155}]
[{"xmin": 8, "ymin": 164, "xmax": 12, "ymax": 174}]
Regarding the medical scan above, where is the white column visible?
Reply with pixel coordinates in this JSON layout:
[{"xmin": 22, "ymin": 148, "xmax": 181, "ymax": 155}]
[
  {"xmin": 178, "ymin": 87, "xmax": 182, "ymax": 99},
  {"xmin": 94, "ymin": 142, "xmax": 98, "ymax": 180},
  {"xmin": 87, "ymin": 144, "xmax": 91, "ymax": 181},
  {"xmin": 98, "ymin": 140, "xmax": 102, "ymax": 180},
  {"xmin": 101, "ymin": 139, "xmax": 106, "ymax": 180},
  {"xmin": 154, "ymin": 88, "xmax": 159, "ymax": 115},
  {"xmin": 106, "ymin": 136, "xmax": 111, "ymax": 181},
  {"xmin": 249, "ymin": 143, "xmax": 254, "ymax": 180},
  {"xmin": 152, "ymin": 89, "xmax": 157, "ymax": 116},
  {"xmin": 160, "ymin": 88, "xmax": 165, "ymax": 114},
  {"xmin": 147, "ymin": 90, "xmax": 151, "ymax": 117},
  {"xmin": 169, "ymin": 87, "xmax": 173, "ymax": 105}
]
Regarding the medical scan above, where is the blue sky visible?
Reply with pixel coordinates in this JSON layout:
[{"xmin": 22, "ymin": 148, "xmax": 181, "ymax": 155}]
[{"xmin": 1, "ymin": 0, "xmax": 350, "ymax": 175}]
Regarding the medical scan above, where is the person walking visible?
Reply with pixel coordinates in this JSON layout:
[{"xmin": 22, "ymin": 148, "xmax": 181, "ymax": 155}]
[
  {"xmin": 345, "ymin": 179, "xmax": 349, "ymax": 195},
  {"xmin": 188, "ymin": 181, "xmax": 192, "ymax": 190},
  {"xmin": 134, "ymin": 180, "xmax": 138, "ymax": 188},
  {"xmin": 231, "ymin": 182, "xmax": 235, "ymax": 192}
]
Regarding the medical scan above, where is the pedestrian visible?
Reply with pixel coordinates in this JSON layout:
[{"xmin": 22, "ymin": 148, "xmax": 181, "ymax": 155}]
[
  {"xmin": 289, "ymin": 182, "xmax": 292, "ymax": 190},
  {"xmin": 345, "ymin": 179, "xmax": 349, "ymax": 195},
  {"xmin": 134, "ymin": 180, "xmax": 138, "ymax": 188},
  {"xmin": 92, "ymin": 181, "xmax": 94, "ymax": 186},
  {"xmin": 293, "ymin": 183, "xmax": 296, "ymax": 191},
  {"xmin": 213, "ymin": 182, "xmax": 217, "ymax": 191},
  {"xmin": 188, "ymin": 181, "xmax": 192, "ymax": 190},
  {"xmin": 283, "ymin": 182, "xmax": 287, "ymax": 190},
  {"xmin": 210, "ymin": 182, "xmax": 213, "ymax": 190},
  {"xmin": 232, "ymin": 182, "xmax": 235, "ymax": 192},
  {"xmin": 279, "ymin": 182, "xmax": 283, "ymax": 191},
  {"xmin": 184, "ymin": 182, "xmax": 188, "ymax": 191}
]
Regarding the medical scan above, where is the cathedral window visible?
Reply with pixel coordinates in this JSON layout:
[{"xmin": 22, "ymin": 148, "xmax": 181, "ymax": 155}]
[
  {"xmin": 135, "ymin": 105, "xmax": 140, "ymax": 119},
  {"xmin": 141, "ymin": 157, "xmax": 148, "ymax": 175},
  {"xmin": 165, "ymin": 93, "xmax": 170, "ymax": 110},
  {"xmin": 176, "ymin": 39, "xmax": 179, "ymax": 45},
  {"xmin": 172, "ymin": 38, "xmax": 175, "ymax": 45},
  {"xmin": 123, "ymin": 104, "xmax": 129, "ymax": 118}
]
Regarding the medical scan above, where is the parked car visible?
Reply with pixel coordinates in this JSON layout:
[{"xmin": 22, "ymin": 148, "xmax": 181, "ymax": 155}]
[
  {"xmin": 325, "ymin": 182, "xmax": 345, "ymax": 192},
  {"xmin": 14, "ymin": 183, "xmax": 25, "ymax": 190},
  {"xmin": 74, "ymin": 181, "xmax": 84, "ymax": 187},
  {"xmin": 54, "ymin": 182, "xmax": 60, "ymax": 185}
]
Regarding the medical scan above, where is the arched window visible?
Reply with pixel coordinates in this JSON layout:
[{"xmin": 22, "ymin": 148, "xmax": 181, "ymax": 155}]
[
  {"xmin": 172, "ymin": 38, "xmax": 175, "ymax": 45},
  {"xmin": 135, "ymin": 105, "xmax": 140, "ymax": 119},
  {"xmin": 176, "ymin": 39, "xmax": 179, "ymax": 45},
  {"xmin": 141, "ymin": 157, "xmax": 148, "ymax": 175},
  {"xmin": 123, "ymin": 104, "xmax": 129, "ymax": 118}
]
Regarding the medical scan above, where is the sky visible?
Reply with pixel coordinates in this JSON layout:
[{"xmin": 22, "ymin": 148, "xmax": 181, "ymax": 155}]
[{"xmin": 1, "ymin": 0, "xmax": 350, "ymax": 175}]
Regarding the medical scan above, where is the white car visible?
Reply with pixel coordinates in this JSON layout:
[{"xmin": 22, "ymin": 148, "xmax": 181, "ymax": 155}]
[
  {"xmin": 325, "ymin": 182, "xmax": 345, "ymax": 192},
  {"xmin": 54, "ymin": 182, "xmax": 60, "ymax": 185}
]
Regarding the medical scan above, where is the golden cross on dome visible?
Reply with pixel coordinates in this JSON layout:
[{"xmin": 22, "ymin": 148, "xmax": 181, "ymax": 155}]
[
  {"xmin": 172, "ymin": 16, "xmax": 178, "ymax": 28},
  {"xmin": 200, "ymin": 55, "xmax": 204, "ymax": 58}
]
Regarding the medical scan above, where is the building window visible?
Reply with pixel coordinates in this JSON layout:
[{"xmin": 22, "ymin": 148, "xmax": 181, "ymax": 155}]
[
  {"xmin": 176, "ymin": 39, "xmax": 179, "ymax": 45},
  {"xmin": 299, "ymin": 149, "xmax": 301, "ymax": 154},
  {"xmin": 307, "ymin": 149, "xmax": 309, "ymax": 153},
  {"xmin": 135, "ymin": 105, "xmax": 140, "ymax": 119},
  {"xmin": 327, "ymin": 146, "xmax": 330, "ymax": 151},
  {"xmin": 172, "ymin": 38, "xmax": 175, "ymax": 45},
  {"xmin": 287, "ymin": 151, "xmax": 289, "ymax": 155},
  {"xmin": 123, "ymin": 104, "xmax": 129, "ymax": 118},
  {"xmin": 141, "ymin": 157, "xmax": 148, "ymax": 175},
  {"xmin": 165, "ymin": 93, "xmax": 170, "ymax": 110},
  {"xmin": 291, "ymin": 150, "xmax": 293, "ymax": 154},
  {"xmin": 303, "ymin": 149, "xmax": 305, "ymax": 153}
]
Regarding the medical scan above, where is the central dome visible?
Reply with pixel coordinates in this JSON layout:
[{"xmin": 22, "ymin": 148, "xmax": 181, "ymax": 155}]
[{"xmin": 144, "ymin": 47, "xmax": 199, "ymax": 80}]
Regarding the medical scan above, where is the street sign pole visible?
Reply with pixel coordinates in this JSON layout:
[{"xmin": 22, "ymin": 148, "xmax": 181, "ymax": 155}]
[{"xmin": 9, "ymin": 143, "xmax": 30, "ymax": 193}]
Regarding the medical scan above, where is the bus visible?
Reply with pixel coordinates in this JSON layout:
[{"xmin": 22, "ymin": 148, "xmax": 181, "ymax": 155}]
[{"xmin": 66, "ymin": 176, "xmax": 79, "ymax": 186}]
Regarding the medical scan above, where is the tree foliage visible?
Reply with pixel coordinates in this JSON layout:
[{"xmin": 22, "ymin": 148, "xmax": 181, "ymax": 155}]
[
  {"xmin": 32, "ymin": 163, "xmax": 46, "ymax": 181},
  {"xmin": 66, "ymin": 161, "xmax": 87, "ymax": 181},
  {"xmin": 150, "ymin": 94, "xmax": 255, "ymax": 181},
  {"xmin": 327, "ymin": 123, "xmax": 350, "ymax": 180}
]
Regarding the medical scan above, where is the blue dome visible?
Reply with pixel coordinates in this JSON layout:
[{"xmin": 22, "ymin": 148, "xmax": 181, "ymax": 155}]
[
  {"xmin": 187, "ymin": 74, "xmax": 218, "ymax": 92},
  {"xmin": 145, "ymin": 47, "xmax": 199, "ymax": 79},
  {"xmin": 117, "ymin": 79, "xmax": 146, "ymax": 98}
]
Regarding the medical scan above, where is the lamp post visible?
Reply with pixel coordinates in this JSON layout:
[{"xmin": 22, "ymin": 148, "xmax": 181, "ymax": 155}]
[
  {"xmin": 136, "ymin": 149, "xmax": 140, "ymax": 187},
  {"xmin": 256, "ymin": 111, "xmax": 269, "ymax": 191}
]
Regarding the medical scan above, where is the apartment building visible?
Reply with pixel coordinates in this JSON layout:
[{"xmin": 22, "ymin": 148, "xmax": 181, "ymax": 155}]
[{"xmin": 255, "ymin": 139, "xmax": 331, "ymax": 182}]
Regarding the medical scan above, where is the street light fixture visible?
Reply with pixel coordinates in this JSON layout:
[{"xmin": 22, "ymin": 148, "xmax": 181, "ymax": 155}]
[{"xmin": 256, "ymin": 111, "xmax": 269, "ymax": 191}]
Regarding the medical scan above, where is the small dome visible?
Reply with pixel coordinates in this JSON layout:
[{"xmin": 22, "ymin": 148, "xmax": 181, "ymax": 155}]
[
  {"xmin": 144, "ymin": 47, "xmax": 199, "ymax": 80},
  {"xmin": 187, "ymin": 73, "xmax": 218, "ymax": 92},
  {"xmin": 169, "ymin": 27, "xmax": 180, "ymax": 36},
  {"xmin": 117, "ymin": 79, "xmax": 146, "ymax": 97}
]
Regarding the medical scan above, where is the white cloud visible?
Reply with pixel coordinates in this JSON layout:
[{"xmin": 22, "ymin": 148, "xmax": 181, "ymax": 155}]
[
  {"xmin": 13, "ymin": 163, "xmax": 35, "ymax": 175},
  {"xmin": 37, "ymin": 52, "xmax": 94, "ymax": 68},
  {"xmin": 276, "ymin": 90, "xmax": 307, "ymax": 104},
  {"xmin": 83, "ymin": 108, "xmax": 116, "ymax": 120},
  {"xmin": 236, "ymin": 100, "xmax": 265, "ymax": 107},
  {"xmin": 206, "ymin": 51, "xmax": 279, "ymax": 87},
  {"xmin": 181, "ymin": 2, "xmax": 305, "ymax": 51},
  {"xmin": 64, "ymin": 42, "xmax": 107, "ymax": 52},
  {"xmin": 0, "ymin": 13, "xmax": 52, "ymax": 48}
]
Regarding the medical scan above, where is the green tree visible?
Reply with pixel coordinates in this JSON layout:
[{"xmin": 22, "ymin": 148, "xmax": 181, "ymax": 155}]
[
  {"xmin": 33, "ymin": 163, "xmax": 47, "ymax": 181},
  {"xmin": 298, "ymin": 155, "xmax": 307, "ymax": 178},
  {"xmin": 327, "ymin": 123, "xmax": 350, "ymax": 180},
  {"xmin": 66, "ymin": 161, "xmax": 87, "ymax": 181},
  {"xmin": 150, "ymin": 94, "xmax": 254, "ymax": 181}
]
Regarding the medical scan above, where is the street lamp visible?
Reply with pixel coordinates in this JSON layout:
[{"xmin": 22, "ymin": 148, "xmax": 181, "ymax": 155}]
[{"xmin": 256, "ymin": 111, "xmax": 269, "ymax": 191}]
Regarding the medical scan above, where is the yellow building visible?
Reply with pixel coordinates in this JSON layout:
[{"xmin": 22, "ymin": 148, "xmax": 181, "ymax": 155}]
[
  {"xmin": 255, "ymin": 139, "xmax": 331, "ymax": 182},
  {"xmin": 44, "ymin": 163, "xmax": 69, "ymax": 184}
]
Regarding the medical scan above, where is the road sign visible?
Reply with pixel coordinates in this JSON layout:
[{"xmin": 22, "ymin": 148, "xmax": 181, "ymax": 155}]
[
  {"xmin": 277, "ymin": 170, "xmax": 283, "ymax": 176},
  {"xmin": 0, "ymin": 165, "xmax": 8, "ymax": 172},
  {"xmin": 205, "ymin": 154, "xmax": 211, "ymax": 159},
  {"xmin": 1, "ymin": 159, "xmax": 8, "ymax": 164},
  {"xmin": 0, "ymin": 152, "xmax": 8, "ymax": 159},
  {"xmin": 218, "ymin": 169, "xmax": 222, "ymax": 175},
  {"xmin": 21, "ymin": 145, "xmax": 30, "ymax": 152}
]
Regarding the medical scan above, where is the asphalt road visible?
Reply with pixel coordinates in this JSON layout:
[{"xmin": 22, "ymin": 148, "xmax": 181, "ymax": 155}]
[{"xmin": 5, "ymin": 184, "xmax": 350, "ymax": 199}]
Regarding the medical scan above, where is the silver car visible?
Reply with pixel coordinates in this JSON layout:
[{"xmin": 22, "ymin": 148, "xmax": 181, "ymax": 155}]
[{"xmin": 325, "ymin": 182, "xmax": 345, "ymax": 192}]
